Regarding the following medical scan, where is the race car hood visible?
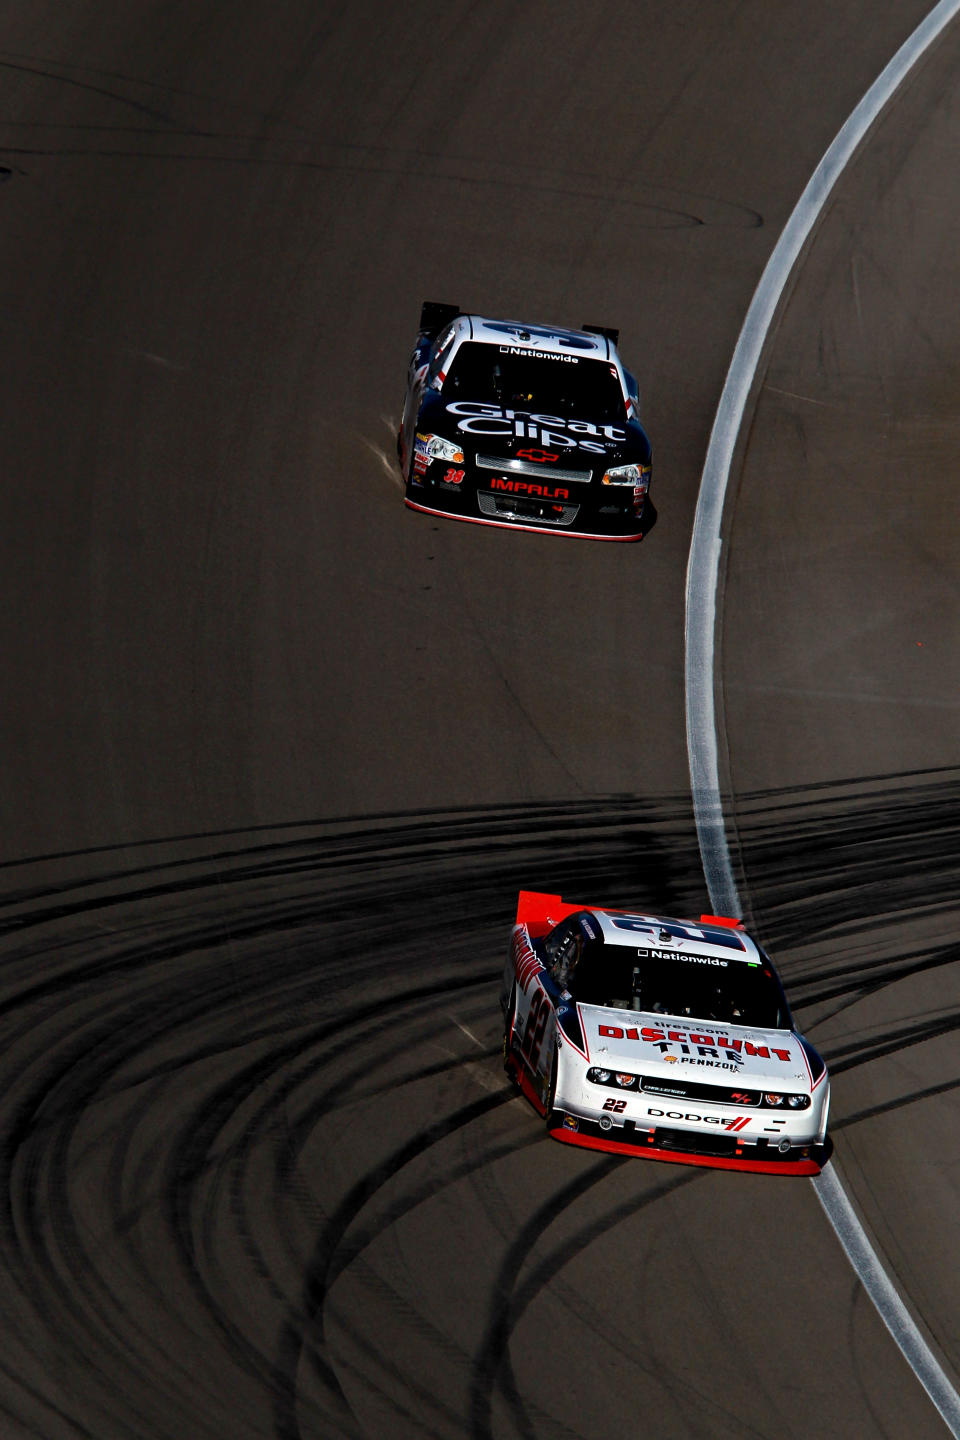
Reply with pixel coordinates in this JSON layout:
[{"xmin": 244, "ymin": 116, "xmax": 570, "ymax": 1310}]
[
  {"xmin": 579, "ymin": 1006, "xmax": 813, "ymax": 1090},
  {"xmin": 419, "ymin": 392, "xmax": 649, "ymax": 463}
]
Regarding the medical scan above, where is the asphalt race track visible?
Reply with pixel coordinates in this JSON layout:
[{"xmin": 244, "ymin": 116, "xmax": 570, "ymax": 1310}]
[{"xmin": 1, "ymin": 3, "xmax": 959, "ymax": 1437}]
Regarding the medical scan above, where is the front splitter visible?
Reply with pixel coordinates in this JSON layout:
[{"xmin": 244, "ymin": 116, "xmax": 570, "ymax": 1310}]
[
  {"xmin": 548, "ymin": 1120, "xmax": 822, "ymax": 1176},
  {"xmin": 404, "ymin": 496, "xmax": 645, "ymax": 541}
]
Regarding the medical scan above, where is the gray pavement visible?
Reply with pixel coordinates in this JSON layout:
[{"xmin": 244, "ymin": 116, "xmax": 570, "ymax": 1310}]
[{"xmin": 0, "ymin": 3, "xmax": 954, "ymax": 1436}]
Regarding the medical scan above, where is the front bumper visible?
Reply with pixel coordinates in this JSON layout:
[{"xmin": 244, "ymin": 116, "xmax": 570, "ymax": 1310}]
[
  {"xmin": 553, "ymin": 1062, "xmax": 827, "ymax": 1174},
  {"xmin": 548, "ymin": 1110, "xmax": 824, "ymax": 1175},
  {"xmin": 404, "ymin": 458, "xmax": 654, "ymax": 541}
]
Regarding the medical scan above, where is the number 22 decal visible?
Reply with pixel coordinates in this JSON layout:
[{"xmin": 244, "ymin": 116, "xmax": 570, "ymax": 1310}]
[
  {"xmin": 602, "ymin": 1098, "xmax": 627, "ymax": 1113},
  {"xmin": 522, "ymin": 990, "xmax": 549, "ymax": 1069}
]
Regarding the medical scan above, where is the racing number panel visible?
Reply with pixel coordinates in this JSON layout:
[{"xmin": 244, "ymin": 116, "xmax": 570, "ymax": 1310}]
[{"xmin": 509, "ymin": 957, "xmax": 559, "ymax": 1113}]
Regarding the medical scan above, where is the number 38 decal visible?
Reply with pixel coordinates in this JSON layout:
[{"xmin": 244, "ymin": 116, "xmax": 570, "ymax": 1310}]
[
  {"xmin": 602, "ymin": 1098, "xmax": 627, "ymax": 1113},
  {"xmin": 522, "ymin": 989, "xmax": 550, "ymax": 1068}
]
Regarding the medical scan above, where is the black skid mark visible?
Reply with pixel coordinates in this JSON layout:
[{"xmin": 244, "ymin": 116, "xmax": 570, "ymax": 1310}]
[
  {"xmin": 272, "ymin": 1090, "xmax": 516, "ymax": 1440},
  {"xmin": 486, "ymin": 1169, "xmax": 787, "ymax": 1440},
  {"xmin": 162, "ymin": 1045, "xmax": 362, "ymax": 1437},
  {"xmin": 0, "ymin": 58, "xmax": 176, "ymax": 123},
  {"xmin": 831, "ymin": 1072, "xmax": 960, "ymax": 1132},
  {"xmin": 0, "ymin": 948, "xmax": 496, "ymax": 1434},
  {"xmin": 281, "ymin": 1134, "xmax": 547, "ymax": 1440},
  {"xmin": 0, "ymin": 796, "xmax": 703, "ymax": 1438},
  {"xmin": 468, "ymin": 1155, "xmax": 630, "ymax": 1440},
  {"xmin": 1, "ymin": 1020, "xmax": 253, "ymax": 1435},
  {"xmin": 731, "ymin": 767, "xmax": 960, "ymax": 958},
  {"xmin": 0, "ymin": 45, "xmax": 318, "ymax": 128},
  {"xmin": 233, "ymin": 1039, "xmax": 508, "ymax": 1302},
  {"xmin": 323, "ymin": 1336, "xmax": 453, "ymax": 1440},
  {"xmin": 824, "ymin": 1008, "xmax": 960, "ymax": 1077},
  {"xmin": 789, "ymin": 939, "xmax": 960, "ymax": 1015},
  {"xmin": 155, "ymin": 978, "xmax": 507, "ymax": 1408},
  {"xmin": 0, "ymin": 792, "xmax": 698, "ymax": 922},
  {"xmin": 321, "ymin": 1128, "xmax": 543, "ymax": 1302}
]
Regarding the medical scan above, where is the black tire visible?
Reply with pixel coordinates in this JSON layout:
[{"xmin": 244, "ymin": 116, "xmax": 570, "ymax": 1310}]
[
  {"xmin": 399, "ymin": 425, "xmax": 414, "ymax": 487},
  {"xmin": 544, "ymin": 1051, "xmax": 558, "ymax": 1128},
  {"xmin": 502, "ymin": 988, "xmax": 520, "ymax": 1086}
]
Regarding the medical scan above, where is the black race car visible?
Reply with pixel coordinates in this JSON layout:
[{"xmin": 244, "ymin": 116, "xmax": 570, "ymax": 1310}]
[{"xmin": 398, "ymin": 304, "xmax": 655, "ymax": 541}]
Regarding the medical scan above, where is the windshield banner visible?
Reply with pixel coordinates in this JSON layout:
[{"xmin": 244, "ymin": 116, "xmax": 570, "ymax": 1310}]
[{"xmin": 445, "ymin": 401, "xmax": 625, "ymax": 453}]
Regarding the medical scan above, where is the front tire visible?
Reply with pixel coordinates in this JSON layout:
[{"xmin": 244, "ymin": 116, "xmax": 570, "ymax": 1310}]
[
  {"xmin": 503, "ymin": 987, "xmax": 520, "ymax": 1087},
  {"xmin": 544, "ymin": 1050, "xmax": 558, "ymax": 1128}
]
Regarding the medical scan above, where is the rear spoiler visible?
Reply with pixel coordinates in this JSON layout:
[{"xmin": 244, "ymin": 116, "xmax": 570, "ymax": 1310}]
[
  {"xmin": 515, "ymin": 891, "xmax": 583, "ymax": 937},
  {"xmin": 582, "ymin": 323, "xmax": 619, "ymax": 347},
  {"xmin": 419, "ymin": 300, "xmax": 460, "ymax": 337},
  {"xmin": 515, "ymin": 893, "xmax": 746, "ymax": 939}
]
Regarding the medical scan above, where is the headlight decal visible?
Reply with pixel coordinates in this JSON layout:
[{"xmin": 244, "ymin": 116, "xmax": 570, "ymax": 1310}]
[
  {"xmin": 601, "ymin": 462, "xmax": 651, "ymax": 488},
  {"xmin": 585, "ymin": 1069, "xmax": 810, "ymax": 1110},
  {"xmin": 415, "ymin": 432, "xmax": 465, "ymax": 465}
]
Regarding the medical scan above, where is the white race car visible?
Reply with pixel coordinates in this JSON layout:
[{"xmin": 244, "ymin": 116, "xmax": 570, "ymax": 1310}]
[{"xmin": 501, "ymin": 892, "xmax": 829, "ymax": 1174}]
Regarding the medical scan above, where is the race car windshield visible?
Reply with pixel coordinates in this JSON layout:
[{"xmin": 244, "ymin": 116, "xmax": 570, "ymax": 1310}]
[
  {"xmin": 442, "ymin": 343, "xmax": 626, "ymax": 424},
  {"xmin": 631, "ymin": 954, "xmax": 787, "ymax": 1029},
  {"xmin": 567, "ymin": 945, "xmax": 788, "ymax": 1029}
]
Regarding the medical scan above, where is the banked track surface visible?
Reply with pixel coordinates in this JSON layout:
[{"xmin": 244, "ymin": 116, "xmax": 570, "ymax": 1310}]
[
  {"xmin": 0, "ymin": 803, "xmax": 706, "ymax": 1439},
  {"xmin": 686, "ymin": 2, "xmax": 960, "ymax": 1428},
  {"xmin": 3, "ymin": 790, "xmax": 960, "ymax": 1439},
  {"xmin": 1, "ymin": 1, "xmax": 958, "ymax": 1436}
]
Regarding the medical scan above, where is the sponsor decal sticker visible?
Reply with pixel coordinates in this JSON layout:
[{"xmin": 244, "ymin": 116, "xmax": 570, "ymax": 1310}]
[
  {"xmin": 490, "ymin": 477, "xmax": 570, "ymax": 501},
  {"xmin": 611, "ymin": 916, "xmax": 746, "ymax": 950},
  {"xmin": 637, "ymin": 948, "xmax": 728, "ymax": 966},
  {"xmin": 647, "ymin": 1107, "xmax": 750, "ymax": 1130},
  {"xmin": 598, "ymin": 1020, "xmax": 793, "ymax": 1066},
  {"xmin": 498, "ymin": 345, "xmax": 578, "ymax": 362},
  {"xmin": 445, "ymin": 401, "xmax": 624, "ymax": 452},
  {"xmin": 521, "ymin": 989, "xmax": 550, "ymax": 1068},
  {"xmin": 512, "ymin": 929, "xmax": 541, "ymax": 991},
  {"xmin": 482, "ymin": 321, "xmax": 596, "ymax": 350},
  {"xmin": 412, "ymin": 434, "xmax": 430, "ymax": 476}
]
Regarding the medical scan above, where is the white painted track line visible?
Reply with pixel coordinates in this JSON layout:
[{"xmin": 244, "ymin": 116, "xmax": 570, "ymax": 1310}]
[{"xmin": 683, "ymin": 1, "xmax": 960, "ymax": 1432}]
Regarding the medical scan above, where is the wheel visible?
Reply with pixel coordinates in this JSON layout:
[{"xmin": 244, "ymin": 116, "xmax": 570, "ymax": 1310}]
[
  {"xmin": 503, "ymin": 988, "xmax": 520, "ymax": 1087},
  {"xmin": 543, "ymin": 1050, "xmax": 558, "ymax": 1127},
  {"xmin": 398, "ymin": 425, "xmax": 414, "ymax": 486}
]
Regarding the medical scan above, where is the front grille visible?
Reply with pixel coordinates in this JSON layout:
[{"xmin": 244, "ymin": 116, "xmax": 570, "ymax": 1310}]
[
  {"xmin": 654, "ymin": 1127, "xmax": 745, "ymax": 1158},
  {"xmin": 641, "ymin": 1077, "xmax": 762, "ymax": 1107},
  {"xmin": 478, "ymin": 491, "xmax": 579, "ymax": 527},
  {"xmin": 651, "ymin": 1127, "xmax": 809, "ymax": 1161},
  {"xmin": 475, "ymin": 454, "xmax": 593, "ymax": 483}
]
